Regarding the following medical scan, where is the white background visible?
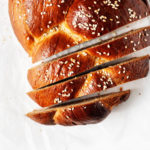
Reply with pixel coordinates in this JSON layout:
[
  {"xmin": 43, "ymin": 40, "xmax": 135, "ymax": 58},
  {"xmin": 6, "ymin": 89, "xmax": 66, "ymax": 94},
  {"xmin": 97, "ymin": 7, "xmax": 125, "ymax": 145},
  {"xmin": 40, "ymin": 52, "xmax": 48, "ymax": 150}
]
[{"xmin": 0, "ymin": 1, "xmax": 150, "ymax": 150}]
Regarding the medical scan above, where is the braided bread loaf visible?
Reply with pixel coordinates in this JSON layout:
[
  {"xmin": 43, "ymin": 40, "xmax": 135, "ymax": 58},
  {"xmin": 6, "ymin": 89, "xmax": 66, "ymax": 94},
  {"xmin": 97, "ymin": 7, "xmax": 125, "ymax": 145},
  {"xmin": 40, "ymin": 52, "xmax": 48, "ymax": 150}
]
[
  {"xmin": 9, "ymin": 0, "xmax": 150, "ymax": 126},
  {"xmin": 9, "ymin": 0, "xmax": 149, "ymax": 62}
]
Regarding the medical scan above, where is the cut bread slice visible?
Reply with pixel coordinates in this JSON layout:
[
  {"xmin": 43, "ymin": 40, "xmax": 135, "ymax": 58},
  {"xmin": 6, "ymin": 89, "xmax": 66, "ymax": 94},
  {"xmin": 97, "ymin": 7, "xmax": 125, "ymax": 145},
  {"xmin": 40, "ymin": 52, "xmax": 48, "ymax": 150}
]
[
  {"xmin": 27, "ymin": 55, "xmax": 149, "ymax": 107},
  {"xmin": 27, "ymin": 90, "xmax": 130, "ymax": 126},
  {"xmin": 28, "ymin": 26, "xmax": 150, "ymax": 89}
]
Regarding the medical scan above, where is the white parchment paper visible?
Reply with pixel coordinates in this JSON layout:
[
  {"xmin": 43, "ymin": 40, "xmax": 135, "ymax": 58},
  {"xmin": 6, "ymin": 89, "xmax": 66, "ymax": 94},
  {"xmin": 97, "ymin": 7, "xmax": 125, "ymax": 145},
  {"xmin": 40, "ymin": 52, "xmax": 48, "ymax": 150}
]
[{"xmin": 0, "ymin": 1, "xmax": 150, "ymax": 150}]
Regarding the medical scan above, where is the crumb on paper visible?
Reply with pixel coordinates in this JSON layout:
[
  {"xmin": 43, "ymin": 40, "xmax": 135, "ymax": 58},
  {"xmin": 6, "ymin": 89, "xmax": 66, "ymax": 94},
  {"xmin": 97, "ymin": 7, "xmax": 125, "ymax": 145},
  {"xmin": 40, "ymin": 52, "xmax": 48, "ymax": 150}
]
[{"xmin": 120, "ymin": 87, "xmax": 123, "ymax": 92}]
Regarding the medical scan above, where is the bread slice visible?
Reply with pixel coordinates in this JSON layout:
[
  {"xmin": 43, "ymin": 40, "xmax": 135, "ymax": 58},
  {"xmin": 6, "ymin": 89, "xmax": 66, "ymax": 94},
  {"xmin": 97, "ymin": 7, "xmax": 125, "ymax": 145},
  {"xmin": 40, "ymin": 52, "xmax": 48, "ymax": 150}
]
[
  {"xmin": 27, "ymin": 90, "xmax": 130, "ymax": 126},
  {"xmin": 28, "ymin": 27, "xmax": 150, "ymax": 89},
  {"xmin": 27, "ymin": 55, "xmax": 149, "ymax": 107}
]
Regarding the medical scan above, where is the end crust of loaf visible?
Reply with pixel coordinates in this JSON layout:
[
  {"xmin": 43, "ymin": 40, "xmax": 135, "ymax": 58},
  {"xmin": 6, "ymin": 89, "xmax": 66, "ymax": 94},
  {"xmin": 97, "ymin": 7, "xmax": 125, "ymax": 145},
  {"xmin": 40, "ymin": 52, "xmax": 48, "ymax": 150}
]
[
  {"xmin": 28, "ymin": 26, "xmax": 150, "ymax": 89},
  {"xmin": 26, "ymin": 90, "xmax": 130, "ymax": 126},
  {"xmin": 27, "ymin": 55, "xmax": 149, "ymax": 107}
]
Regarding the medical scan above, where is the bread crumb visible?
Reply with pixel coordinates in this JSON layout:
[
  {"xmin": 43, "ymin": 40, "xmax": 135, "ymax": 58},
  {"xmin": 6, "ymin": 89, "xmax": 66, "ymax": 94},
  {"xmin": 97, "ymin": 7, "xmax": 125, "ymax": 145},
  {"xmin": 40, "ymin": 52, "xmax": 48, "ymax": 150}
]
[{"xmin": 120, "ymin": 87, "xmax": 123, "ymax": 92}]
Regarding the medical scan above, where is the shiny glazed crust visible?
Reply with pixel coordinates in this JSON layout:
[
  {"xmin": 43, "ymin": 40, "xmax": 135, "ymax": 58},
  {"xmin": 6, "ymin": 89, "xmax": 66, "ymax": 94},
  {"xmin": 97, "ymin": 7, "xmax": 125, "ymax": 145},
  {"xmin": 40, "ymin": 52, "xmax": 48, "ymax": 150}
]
[
  {"xmin": 27, "ymin": 55, "xmax": 149, "ymax": 107},
  {"xmin": 28, "ymin": 27, "xmax": 150, "ymax": 89},
  {"xmin": 27, "ymin": 90, "xmax": 130, "ymax": 126},
  {"xmin": 9, "ymin": 0, "xmax": 150, "ymax": 126},
  {"xmin": 9, "ymin": 0, "xmax": 149, "ymax": 58}
]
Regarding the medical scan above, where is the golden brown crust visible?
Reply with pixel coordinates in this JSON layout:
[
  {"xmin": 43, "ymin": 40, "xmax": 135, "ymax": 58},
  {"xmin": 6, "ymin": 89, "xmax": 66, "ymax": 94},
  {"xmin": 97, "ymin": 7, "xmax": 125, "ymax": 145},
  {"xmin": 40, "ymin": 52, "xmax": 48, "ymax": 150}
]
[
  {"xmin": 9, "ymin": 0, "xmax": 150, "ymax": 57},
  {"xmin": 28, "ymin": 27, "xmax": 150, "ymax": 89},
  {"xmin": 66, "ymin": 0, "xmax": 149, "ymax": 39},
  {"xmin": 27, "ymin": 55, "xmax": 149, "ymax": 107},
  {"xmin": 26, "ymin": 90, "xmax": 130, "ymax": 126},
  {"xmin": 28, "ymin": 52, "xmax": 95, "ymax": 89},
  {"xmin": 9, "ymin": 0, "xmax": 35, "ymax": 55},
  {"xmin": 32, "ymin": 32, "xmax": 76, "ymax": 63},
  {"xmin": 23, "ymin": 0, "xmax": 73, "ymax": 37}
]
